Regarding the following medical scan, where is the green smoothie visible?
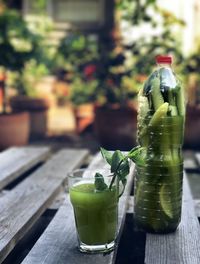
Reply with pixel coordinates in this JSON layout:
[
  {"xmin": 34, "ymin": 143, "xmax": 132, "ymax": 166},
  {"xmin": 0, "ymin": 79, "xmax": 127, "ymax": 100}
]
[{"xmin": 70, "ymin": 182, "xmax": 118, "ymax": 245}]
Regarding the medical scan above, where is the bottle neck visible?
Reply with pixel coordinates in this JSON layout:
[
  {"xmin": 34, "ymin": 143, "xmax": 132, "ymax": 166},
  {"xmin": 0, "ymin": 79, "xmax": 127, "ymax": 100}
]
[{"xmin": 157, "ymin": 63, "xmax": 172, "ymax": 68}]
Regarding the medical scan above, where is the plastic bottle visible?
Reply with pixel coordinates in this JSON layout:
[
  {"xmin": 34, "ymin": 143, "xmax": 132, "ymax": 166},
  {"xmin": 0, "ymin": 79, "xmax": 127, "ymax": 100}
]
[{"xmin": 134, "ymin": 55, "xmax": 185, "ymax": 233}]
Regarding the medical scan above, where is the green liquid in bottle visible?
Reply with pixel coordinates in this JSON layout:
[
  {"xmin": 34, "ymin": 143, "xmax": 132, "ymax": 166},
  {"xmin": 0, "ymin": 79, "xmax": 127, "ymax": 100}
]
[{"xmin": 135, "ymin": 58, "xmax": 185, "ymax": 233}]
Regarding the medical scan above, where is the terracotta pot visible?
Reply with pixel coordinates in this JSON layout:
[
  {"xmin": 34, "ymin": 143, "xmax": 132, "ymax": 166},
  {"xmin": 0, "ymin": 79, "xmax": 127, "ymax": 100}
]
[
  {"xmin": 10, "ymin": 96, "xmax": 50, "ymax": 138},
  {"xmin": 0, "ymin": 112, "xmax": 30, "ymax": 150},
  {"xmin": 73, "ymin": 103, "xmax": 94, "ymax": 134},
  {"xmin": 184, "ymin": 104, "xmax": 200, "ymax": 147},
  {"xmin": 94, "ymin": 104, "xmax": 137, "ymax": 150},
  {"xmin": 10, "ymin": 95, "xmax": 50, "ymax": 111}
]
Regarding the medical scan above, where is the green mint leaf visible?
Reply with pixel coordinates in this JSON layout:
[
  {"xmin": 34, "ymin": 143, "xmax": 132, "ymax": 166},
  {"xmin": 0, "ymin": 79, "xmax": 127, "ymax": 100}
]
[
  {"xmin": 100, "ymin": 148, "xmax": 113, "ymax": 165},
  {"xmin": 116, "ymin": 160, "xmax": 129, "ymax": 193},
  {"xmin": 118, "ymin": 159, "xmax": 130, "ymax": 178},
  {"xmin": 94, "ymin": 172, "xmax": 108, "ymax": 191},
  {"xmin": 111, "ymin": 150, "xmax": 124, "ymax": 173},
  {"xmin": 127, "ymin": 146, "xmax": 145, "ymax": 166}
]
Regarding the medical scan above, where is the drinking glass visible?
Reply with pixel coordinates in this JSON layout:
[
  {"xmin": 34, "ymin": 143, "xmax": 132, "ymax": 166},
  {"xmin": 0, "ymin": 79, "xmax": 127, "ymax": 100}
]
[{"xmin": 68, "ymin": 169, "xmax": 118, "ymax": 253}]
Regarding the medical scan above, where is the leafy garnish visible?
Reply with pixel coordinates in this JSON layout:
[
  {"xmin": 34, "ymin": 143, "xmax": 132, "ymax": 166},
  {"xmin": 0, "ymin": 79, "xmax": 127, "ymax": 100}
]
[
  {"xmin": 94, "ymin": 172, "xmax": 108, "ymax": 191},
  {"xmin": 100, "ymin": 148, "xmax": 113, "ymax": 165},
  {"xmin": 127, "ymin": 146, "xmax": 146, "ymax": 166},
  {"xmin": 95, "ymin": 146, "xmax": 144, "ymax": 197},
  {"xmin": 111, "ymin": 150, "xmax": 124, "ymax": 173}
]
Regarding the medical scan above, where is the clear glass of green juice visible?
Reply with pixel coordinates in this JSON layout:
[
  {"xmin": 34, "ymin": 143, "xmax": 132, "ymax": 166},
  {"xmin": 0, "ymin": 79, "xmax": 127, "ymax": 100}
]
[{"xmin": 68, "ymin": 169, "xmax": 118, "ymax": 253}]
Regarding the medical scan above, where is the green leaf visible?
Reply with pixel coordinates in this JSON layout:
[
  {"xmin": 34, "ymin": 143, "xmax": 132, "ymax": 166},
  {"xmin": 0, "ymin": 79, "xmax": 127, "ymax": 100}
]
[
  {"xmin": 111, "ymin": 150, "xmax": 124, "ymax": 173},
  {"xmin": 118, "ymin": 159, "xmax": 130, "ymax": 179},
  {"xmin": 94, "ymin": 172, "xmax": 108, "ymax": 191},
  {"xmin": 127, "ymin": 146, "xmax": 146, "ymax": 166},
  {"xmin": 100, "ymin": 148, "xmax": 113, "ymax": 165}
]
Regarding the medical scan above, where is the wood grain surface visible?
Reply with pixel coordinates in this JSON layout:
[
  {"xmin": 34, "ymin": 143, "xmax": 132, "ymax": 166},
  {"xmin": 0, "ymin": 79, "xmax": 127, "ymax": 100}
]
[
  {"xmin": 0, "ymin": 149, "xmax": 89, "ymax": 263},
  {"xmin": 0, "ymin": 147, "xmax": 50, "ymax": 190},
  {"xmin": 145, "ymin": 174, "xmax": 200, "ymax": 264},
  {"xmin": 22, "ymin": 153, "xmax": 135, "ymax": 264}
]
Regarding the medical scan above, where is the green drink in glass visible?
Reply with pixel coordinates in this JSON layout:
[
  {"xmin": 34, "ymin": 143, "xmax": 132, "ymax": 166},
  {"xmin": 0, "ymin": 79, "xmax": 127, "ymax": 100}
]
[
  {"xmin": 69, "ymin": 169, "xmax": 118, "ymax": 253},
  {"xmin": 135, "ymin": 55, "xmax": 185, "ymax": 233}
]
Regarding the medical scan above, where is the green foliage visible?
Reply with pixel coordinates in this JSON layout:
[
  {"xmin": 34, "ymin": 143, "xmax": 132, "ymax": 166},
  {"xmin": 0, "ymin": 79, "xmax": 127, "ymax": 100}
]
[
  {"xmin": 184, "ymin": 45, "xmax": 200, "ymax": 74},
  {"xmin": 20, "ymin": 60, "xmax": 49, "ymax": 97},
  {"xmin": 127, "ymin": 146, "xmax": 146, "ymax": 166},
  {"xmin": 0, "ymin": 9, "xmax": 44, "ymax": 71},
  {"xmin": 117, "ymin": 0, "xmax": 185, "ymax": 76},
  {"xmin": 100, "ymin": 148, "xmax": 113, "ymax": 165},
  {"xmin": 70, "ymin": 78, "xmax": 97, "ymax": 105},
  {"xmin": 99, "ymin": 146, "xmax": 144, "ymax": 196},
  {"xmin": 111, "ymin": 150, "xmax": 125, "ymax": 173},
  {"xmin": 8, "ymin": 60, "xmax": 49, "ymax": 97},
  {"xmin": 31, "ymin": 0, "xmax": 47, "ymax": 15},
  {"xmin": 94, "ymin": 173, "xmax": 108, "ymax": 191},
  {"xmin": 117, "ymin": 0, "xmax": 157, "ymax": 24},
  {"xmin": 96, "ymin": 73, "xmax": 140, "ymax": 105},
  {"xmin": 57, "ymin": 33, "xmax": 98, "ymax": 71}
]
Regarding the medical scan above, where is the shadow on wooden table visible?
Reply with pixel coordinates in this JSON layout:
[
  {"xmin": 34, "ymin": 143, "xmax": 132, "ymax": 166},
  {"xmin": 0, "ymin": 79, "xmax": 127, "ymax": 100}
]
[{"xmin": 116, "ymin": 214, "xmax": 146, "ymax": 264}]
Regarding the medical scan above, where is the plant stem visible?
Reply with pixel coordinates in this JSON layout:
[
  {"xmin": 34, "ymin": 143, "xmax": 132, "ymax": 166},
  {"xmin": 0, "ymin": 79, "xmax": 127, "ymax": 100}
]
[{"xmin": 108, "ymin": 158, "xmax": 127, "ymax": 192}]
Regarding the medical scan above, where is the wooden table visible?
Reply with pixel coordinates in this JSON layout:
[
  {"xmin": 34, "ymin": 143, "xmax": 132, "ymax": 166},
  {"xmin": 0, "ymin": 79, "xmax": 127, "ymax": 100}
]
[{"xmin": 0, "ymin": 147, "xmax": 199, "ymax": 264}]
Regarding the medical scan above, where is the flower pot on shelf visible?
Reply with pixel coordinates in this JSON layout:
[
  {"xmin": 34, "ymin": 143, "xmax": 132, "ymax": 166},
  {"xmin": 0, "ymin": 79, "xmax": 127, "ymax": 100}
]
[
  {"xmin": 94, "ymin": 103, "xmax": 137, "ymax": 150},
  {"xmin": 73, "ymin": 103, "xmax": 94, "ymax": 134},
  {"xmin": 0, "ymin": 112, "xmax": 30, "ymax": 150},
  {"xmin": 184, "ymin": 104, "xmax": 200, "ymax": 147},
  {"xmin": 10, "ymin": 96, "xmax": 50, "ymax": 138}
]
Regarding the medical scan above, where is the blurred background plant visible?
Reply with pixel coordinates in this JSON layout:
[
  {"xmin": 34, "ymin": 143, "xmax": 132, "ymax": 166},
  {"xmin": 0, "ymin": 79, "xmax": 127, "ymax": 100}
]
[
  {"xmin": 56, "ymin": 33, "xmax": 98, "ymax": 73},
  {"xmin": 117, "ymin": 0, "xmax": 185, "ymax": 76},
  {"xmin": 70, "ymin": 78, "xmax": 98, "ymax": 106},
  {"xmin": 0, "ymin": 9, "xmax": 44, "ymax": 72},
  {"xmin": 1, "ymin": 0, "xmax": 200, "ymax": 146},
  {"xmin": 69, "ymin": 0, "xmax": 186, "ymax": 107},
  {"xmin": 183, "ymin": 42, "xmax": 200, "ymax": 106},
  {"xmin": 7, "ymin": 60, "xmax": 49, "ymax": 97}
]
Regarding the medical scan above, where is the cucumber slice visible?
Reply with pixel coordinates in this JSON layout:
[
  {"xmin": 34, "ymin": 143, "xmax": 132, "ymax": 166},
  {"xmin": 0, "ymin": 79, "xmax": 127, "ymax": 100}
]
[
  {"xmin": 169, "ymin": 105, "xmax": 178, "ymax": 116},
  {"xmin": 160, "ymin": 184, "xmax": 173, "ymax": 219},
  {"xmin": 149, "ymin": 102, "xmax": 169, "ymax": 127},
  {"xmin": 151, "ymin": 77, "xmax": 164, "ymax": 110}
]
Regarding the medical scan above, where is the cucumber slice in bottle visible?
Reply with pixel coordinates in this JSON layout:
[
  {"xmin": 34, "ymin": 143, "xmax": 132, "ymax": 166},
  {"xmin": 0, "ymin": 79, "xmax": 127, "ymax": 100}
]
[
  {"xmin": 151, "ymin": 77, "xmax": 164, "ymax": 111},
  {"xmin": 169, "ymin": 105, "xmax": 178, "ymax": 116},
  {"xmin": 149, "ymin": 102, "xmax": 169, "ymax": 127},
  {"xmin": 159, "ymin": 184, "xmax": 173, "ymax": 219}
]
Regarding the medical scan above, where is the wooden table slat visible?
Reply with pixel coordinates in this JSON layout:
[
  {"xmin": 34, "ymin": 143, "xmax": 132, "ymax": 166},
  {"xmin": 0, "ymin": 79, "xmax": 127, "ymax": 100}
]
[
  {"xmin": 0, "ymin": 149, "xmax": 89, "ymax": 263},
  {"xmin": 194, "ymin": 199, "xmax": 200, "ymax": 218},
  {"xmin": 145, "ymin": 174, "xmax": 200, "ymax": 264},
  {"xmin": 183, "ymin": 151, "xmax": 198, "ymax": 170},
  {"xmin": 22, "ymin": 153, "xmax": 135, "ymax": 264},
  {"xmin": 0, "ymin": 147, "xmax": 50, "ymax": 190}
]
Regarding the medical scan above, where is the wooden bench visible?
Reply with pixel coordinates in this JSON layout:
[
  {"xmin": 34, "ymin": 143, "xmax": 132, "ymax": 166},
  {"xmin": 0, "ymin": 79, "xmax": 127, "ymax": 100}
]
[{"xmin": 0, "ymin": 147, "xmax": 199, "ymax": 264}]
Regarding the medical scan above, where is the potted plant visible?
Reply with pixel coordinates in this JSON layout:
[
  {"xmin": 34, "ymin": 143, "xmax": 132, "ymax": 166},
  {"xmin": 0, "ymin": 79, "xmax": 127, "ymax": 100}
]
[
  {"xmin": 56, "ymin": 33, "xmax": 99, "ymax": 133},
  {"xmin": 94, "ymin": 68, "xmax": 139, "ymax": 150},
  {"xmin": 0, "ymin": 8, "xmax": 43, "ymax": 149},
  {"xmin": 184, "ymin": 51, "xmax": 200, "ymax": 147},
  {"xmin": 10, "ymin": 59, "xmax": 51, "ymax": 138},
  {"xmin": 0, "ymin": 67, "xmax": 30, "ymax": 150},
  {"xmin": 70, "ymin": 78, "xmax": 97, "ymax": 134}
]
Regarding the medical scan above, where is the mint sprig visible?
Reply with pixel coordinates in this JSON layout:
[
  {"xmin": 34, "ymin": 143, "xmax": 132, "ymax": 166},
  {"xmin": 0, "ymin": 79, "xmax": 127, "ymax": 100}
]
[
  {"xmin": 94, "ymin": 172, "xmax": 108, "ymax": 191},
  {"xmin": 96, "ymin": 147, "xmax": 145, "ymax": 197}
]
